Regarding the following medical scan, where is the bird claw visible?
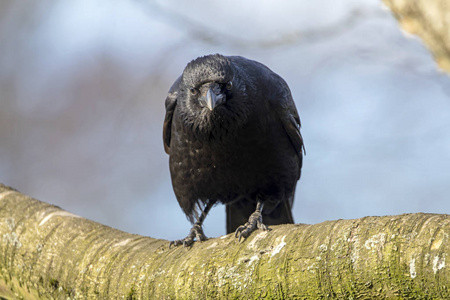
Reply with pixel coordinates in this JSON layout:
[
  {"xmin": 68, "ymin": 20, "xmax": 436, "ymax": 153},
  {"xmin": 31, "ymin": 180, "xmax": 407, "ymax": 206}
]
[
  {"xmin": 234, "ymin": 210, "xmax": 268, "ymax": 242},
  {"xmin": 169, "ymin": 222, "xmax": 207, "ymax": 248}
]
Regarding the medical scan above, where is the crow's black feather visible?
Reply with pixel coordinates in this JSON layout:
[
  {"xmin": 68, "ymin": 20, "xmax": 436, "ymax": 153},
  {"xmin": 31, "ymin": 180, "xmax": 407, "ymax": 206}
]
[{"xmin": 163, "ymin": 54, "xmax": 304, "ymax": 245}]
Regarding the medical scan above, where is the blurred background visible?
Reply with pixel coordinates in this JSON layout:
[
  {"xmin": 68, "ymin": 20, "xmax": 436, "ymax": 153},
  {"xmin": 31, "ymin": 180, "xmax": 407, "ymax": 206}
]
[{"xmin": 1, "ymin": 1, "xmax": 449, "ymax": 241}]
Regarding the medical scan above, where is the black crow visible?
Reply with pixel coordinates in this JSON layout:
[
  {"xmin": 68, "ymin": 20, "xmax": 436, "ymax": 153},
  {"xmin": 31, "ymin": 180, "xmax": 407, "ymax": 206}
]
[{"xmin": 163, "ymin": 54, "xmax": 304, "ymax": 247}]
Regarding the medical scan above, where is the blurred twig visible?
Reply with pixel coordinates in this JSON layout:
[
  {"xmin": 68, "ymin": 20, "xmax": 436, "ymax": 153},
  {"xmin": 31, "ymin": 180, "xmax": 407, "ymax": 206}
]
[{"xmin": 138, "ymin": 1, "xmax": 388, "ymax": 49}]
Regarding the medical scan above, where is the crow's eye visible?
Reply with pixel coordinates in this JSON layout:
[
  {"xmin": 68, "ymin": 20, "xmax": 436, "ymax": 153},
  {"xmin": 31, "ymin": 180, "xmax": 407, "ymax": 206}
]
[
  {"xmin": 189, "ymin": 87, "xmax": 198, "ymax": 95},
  {"xmin": 226, "ymin": 81, "xmax": 233, "ymax": 90}
]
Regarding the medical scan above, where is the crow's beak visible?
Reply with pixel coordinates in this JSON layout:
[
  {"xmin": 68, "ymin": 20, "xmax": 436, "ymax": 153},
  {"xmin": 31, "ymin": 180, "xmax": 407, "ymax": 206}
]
[
  {"xmin": 199, "ymin": 85, "xmax": 225, "ymax": 111},
  {"xmin": 205, "ymin": 88, "xmax": 217, "ymax": 111}
]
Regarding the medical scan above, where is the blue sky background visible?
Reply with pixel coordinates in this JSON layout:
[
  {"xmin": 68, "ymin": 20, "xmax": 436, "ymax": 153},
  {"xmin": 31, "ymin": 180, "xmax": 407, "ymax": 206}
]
[{"xmin": 1, "ymin": 1, "xmax": 449, "ymax": 241}]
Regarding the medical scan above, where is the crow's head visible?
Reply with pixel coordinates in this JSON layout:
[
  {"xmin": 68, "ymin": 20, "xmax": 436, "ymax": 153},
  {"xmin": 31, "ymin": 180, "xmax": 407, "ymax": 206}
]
[
  {"xmin": 179, "ymin": 54, "xmax": 252, "ymax": 139},
  {"xmin": 183, "ymin": 54, "xmax": 233, "ymax": 111}
]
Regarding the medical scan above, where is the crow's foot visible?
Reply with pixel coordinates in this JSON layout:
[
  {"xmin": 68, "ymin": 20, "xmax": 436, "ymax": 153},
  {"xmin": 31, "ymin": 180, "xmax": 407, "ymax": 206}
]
[
  {"xmin": 170, "ymin": 222, "xmax": 207, "ymax": 247},
  {"xmin": 235, "ymin": 209, "xmax": 268, "ymax": 242}
]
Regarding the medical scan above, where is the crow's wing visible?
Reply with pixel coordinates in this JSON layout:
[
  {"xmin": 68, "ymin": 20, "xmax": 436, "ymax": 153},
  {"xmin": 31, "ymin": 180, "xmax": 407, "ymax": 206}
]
[
  {"xmin": 229, "ymin": 56, "xmax": 304, "ymax": 164},
  {"xmin": 163, "ymin": 75, "xmax": 182, "ymax": 154},
  {"xmin": 269, "ymin": 76, "xmax": 305, "ymax": 173}
]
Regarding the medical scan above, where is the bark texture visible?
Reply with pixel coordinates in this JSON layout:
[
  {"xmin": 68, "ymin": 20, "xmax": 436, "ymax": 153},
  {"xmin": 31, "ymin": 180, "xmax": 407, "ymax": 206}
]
[
  {"xmin": 383, "ymin": 0, "xmax": 450, "ymax": 73},
  {"xmin": 0, "ymin": 183, "xmax": 449, "ymax": 299}
]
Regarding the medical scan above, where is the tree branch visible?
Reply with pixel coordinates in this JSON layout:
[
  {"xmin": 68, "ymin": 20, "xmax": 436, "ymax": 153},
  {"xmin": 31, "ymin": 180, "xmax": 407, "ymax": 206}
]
[
  {"xmin": 0, "ymin": 183, "xmax": 449, "ymax": 298},
  {"xmin": 383, "ymin": 0, "xmax": 450, "ymax": 73},
  {"xmin": 139, "ymin": 1, "xmax": 386, "ymax": 49}
]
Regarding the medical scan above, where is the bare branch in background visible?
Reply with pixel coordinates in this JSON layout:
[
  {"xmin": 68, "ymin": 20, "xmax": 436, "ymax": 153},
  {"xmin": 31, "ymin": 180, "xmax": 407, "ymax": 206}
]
[{"xmin": 140, "ymin": 1, "xmax": 388, "ymax": 48}]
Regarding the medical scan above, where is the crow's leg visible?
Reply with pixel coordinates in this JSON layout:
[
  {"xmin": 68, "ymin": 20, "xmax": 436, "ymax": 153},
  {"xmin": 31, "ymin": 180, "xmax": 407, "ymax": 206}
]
[
  {"xmin": 235, "ymin": 200, "xmax": 268, "ymax": 242},
  {"xmin": 170, "ymin": 201, "xmax": 214, "ymax": 247}
]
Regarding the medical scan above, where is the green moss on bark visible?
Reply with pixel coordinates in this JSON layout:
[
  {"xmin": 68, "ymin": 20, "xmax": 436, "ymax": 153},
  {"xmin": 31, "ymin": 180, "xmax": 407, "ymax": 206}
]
[{"xmin": 1, "ymin": 183, "xmax": 449, "ymax": 299}]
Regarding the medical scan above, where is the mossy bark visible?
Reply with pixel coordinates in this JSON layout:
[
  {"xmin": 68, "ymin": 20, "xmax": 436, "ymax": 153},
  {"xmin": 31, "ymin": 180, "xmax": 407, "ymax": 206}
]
[
  {"xmin": 0, "ymin": 183, "xmax": 449, "ymax": 299},
  {"xmin": 382, "ymin": 0, "xmax": 450, "ymax": 73}
]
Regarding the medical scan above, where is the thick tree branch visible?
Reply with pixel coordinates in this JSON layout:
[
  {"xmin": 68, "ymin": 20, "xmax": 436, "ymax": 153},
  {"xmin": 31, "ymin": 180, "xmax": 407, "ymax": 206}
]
[
  {"xmin": 383, "ymin": 0, "xmax": 450, "ymax": 73},
  {"xmin": 0, "ymin": 183, "xmax": 449, "ymax": 298}
]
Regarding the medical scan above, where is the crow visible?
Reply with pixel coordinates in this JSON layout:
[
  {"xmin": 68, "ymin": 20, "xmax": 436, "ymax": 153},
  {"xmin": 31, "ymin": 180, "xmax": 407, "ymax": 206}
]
[{"xmin": 163, "ymin": 54, "xmax": 304, "ymax": 247}]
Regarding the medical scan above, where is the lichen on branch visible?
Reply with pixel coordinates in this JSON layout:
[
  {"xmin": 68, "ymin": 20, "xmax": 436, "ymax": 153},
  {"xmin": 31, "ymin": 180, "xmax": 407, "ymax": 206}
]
[{"xmin": 0, "ymin": 183, "xmax": 449, "ymax": 299}]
